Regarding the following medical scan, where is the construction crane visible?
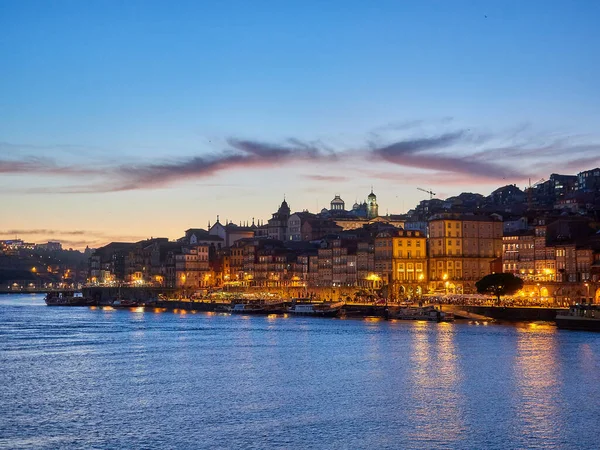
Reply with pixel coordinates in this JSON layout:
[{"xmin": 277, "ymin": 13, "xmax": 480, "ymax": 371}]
[
  {"xmin": 417, "ymin": 187, "xmax": 436, "ymax": 200},
  {"xmin": 526, "ymin": 178, "xmax": 545, "ymax": 210}
]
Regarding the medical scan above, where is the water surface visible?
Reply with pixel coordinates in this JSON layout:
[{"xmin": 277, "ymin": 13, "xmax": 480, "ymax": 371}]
[{"xmin": 1, "ymin": 294, "xmax": 599, "ymax": 449}]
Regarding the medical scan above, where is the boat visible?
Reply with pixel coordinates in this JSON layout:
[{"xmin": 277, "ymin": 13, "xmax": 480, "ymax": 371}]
[
  {"xmin": 555, "ymin": 303, "xmax": 600, "ymax": 331},
  {"xmin": 230, "ymin": 302, "xmax": 266, "ymax": 314},
  {"xmin": 385, "ymin": 305, "xmax": 454, "ymax": 322},
  {"xmin": 287, "ymin": 300, "xmax": 344, "ymax": 317},
  {"xmin": 230, "ymin": 298, "xmax": 285, "ymax": 314},
  {"xmin": 45, "ymin": 291, "xmax": 95, "ymax": 306},
  {"xmin": 111, "ymin": 298, "xmax": 144, "ymax": 308}
]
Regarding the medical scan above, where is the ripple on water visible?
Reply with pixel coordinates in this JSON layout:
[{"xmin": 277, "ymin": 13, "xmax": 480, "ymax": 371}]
[{"xmin": 1, "ymin": 294, "xmax": 600, "ymax": 449}]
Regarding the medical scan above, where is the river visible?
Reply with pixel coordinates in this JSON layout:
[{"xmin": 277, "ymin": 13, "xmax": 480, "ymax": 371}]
[{"xmin": 1, "ymin": 294, "xmax": 599, "ymax": 449}]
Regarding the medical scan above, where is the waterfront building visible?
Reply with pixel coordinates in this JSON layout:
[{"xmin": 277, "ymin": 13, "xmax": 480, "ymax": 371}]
[
  {"xmin": 228, "ymin": 239, "xmax": 250, "ymax": 284},
  {"xmin": 503, "ymin": 231, "xmax": 536, "ymax": 279},
  {"xmin": 253, "ymin": 246, "xmax": 290, "ymax": 288},
  {"xmin": 175, "ymin": 244, "xmax": 210, "ymax": 290},
  {"xmin": 502, "ymin": 215, "xmax": 600, "ymax": 303},
  {"xmin": 312, "ymin": 238, "xmax": 374, "ymax": 290},
  {"xmin": 357, "ymin": 241, "xmax": 376, "ymax": 289},
  {"xmin": 391, "ymin": 229, "xmax": 428, "ymax": 299},
  {"xmin": 428, "ymin": 214, "xmax": 503, "ymax": 294},
  {"xmin": 88, "ymin": 238, "xmax": 174, "ymax": 286},
  {"xmin": 374, "ymin": 230, "xmax": 394, "ymax": 288}
]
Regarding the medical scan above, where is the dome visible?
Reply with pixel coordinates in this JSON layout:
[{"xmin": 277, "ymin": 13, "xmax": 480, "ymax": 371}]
[
  {"xmin": 330, "ymin": 194, "xmax": 345, "ymax": 211},
  {"xmin": 368, "ymin": 190, "xmax": 376, "ymax": 200}
]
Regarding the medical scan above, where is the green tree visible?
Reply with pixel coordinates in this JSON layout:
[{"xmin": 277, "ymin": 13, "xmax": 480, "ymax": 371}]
[{"xmin": 475, "ymin": 273, "xmax": 524, "ymax": 305}]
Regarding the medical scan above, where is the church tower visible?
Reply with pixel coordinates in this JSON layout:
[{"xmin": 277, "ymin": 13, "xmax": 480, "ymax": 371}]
[{"xmin": 367, "ymin": 188, "xmax": 378, "ymax": 219}]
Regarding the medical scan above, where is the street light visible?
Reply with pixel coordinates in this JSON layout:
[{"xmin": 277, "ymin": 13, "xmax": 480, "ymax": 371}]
[{"xmin": 584, "ymin": 281, "xmax": 590, "ymax": 303}]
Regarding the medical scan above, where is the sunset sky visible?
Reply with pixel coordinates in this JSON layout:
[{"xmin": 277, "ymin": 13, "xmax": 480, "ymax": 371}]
[{"xmin": 1, "ymin": 1, "xmax": 599, "ymax": 249}]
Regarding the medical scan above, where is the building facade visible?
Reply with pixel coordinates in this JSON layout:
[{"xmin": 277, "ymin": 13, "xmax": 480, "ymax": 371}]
[
  {"xmin": 391, "ymin": 230, "xmax": 427, "ymax": 300},
  {"xmin": 428, "ymin": 215, "xmax": 503, "ymax": 294}
]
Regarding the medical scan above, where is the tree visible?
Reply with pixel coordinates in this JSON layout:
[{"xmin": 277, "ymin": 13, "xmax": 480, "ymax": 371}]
[{"xmin": 475, "ymin": 273, "xmax": 524, "ymax": 305}]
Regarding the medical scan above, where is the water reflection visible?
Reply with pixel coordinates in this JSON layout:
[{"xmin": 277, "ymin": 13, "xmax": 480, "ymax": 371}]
[
  {"xmin": 512, "ymin": 325, "xmax": 562, "ymax": 447},
  {"xmin": 407, "ymin": 322, "xmax": 465, "ymax": 445},
  {"xmin": 2, "ymin": 295, "xmax": 600, "ymax": 449}
]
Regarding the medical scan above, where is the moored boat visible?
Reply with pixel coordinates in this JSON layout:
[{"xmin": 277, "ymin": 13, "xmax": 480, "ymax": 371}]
[
  {"xmin": 230, "ymin": 298, "xmax": 285, "ymax": 314},
  {"xmin": 555, "ymin": 304, "xmax": 600, "ymax": 331},
  {"xmin": 287, "ymin": 300, "xmax": 344, "ymax": 317},
  {"xmin": 45, "ymin": 291, "xmax": 95, "ymax": 306},
  {"xmin": 111, "ymin": 298, "xmax": 144, "ymax": 308},
  {"xmin": 230, "ymin": 302, "xmax": 266, "ymax": 314},
  {"xmin": 385, "ymin": 305, "xmax": 454, "ymax": 322}
]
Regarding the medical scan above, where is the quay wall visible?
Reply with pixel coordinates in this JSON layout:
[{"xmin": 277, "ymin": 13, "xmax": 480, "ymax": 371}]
[
  {"xmin": 82, "ymin": 286, "xmax": 176, "ymax": 304},
  {"xmin": 447, "ymin": 305, "xmax": 567, "ymax": 321}
]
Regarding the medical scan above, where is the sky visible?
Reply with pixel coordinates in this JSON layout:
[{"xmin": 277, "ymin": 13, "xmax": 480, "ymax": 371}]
[{"xmin": 1, "ymin": 0, "xmax": 599, "ymax": 249}]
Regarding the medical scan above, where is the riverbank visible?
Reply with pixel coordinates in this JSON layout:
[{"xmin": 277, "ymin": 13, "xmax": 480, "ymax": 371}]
[{"xmin": 151, "ymin": 299, "xmax": 567, "ymax": 322}]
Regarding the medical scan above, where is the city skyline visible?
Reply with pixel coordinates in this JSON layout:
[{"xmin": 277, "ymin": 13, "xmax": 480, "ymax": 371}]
[{"xmin": 2, "ymin": 1, "xmax": 599, "ymax": 249}]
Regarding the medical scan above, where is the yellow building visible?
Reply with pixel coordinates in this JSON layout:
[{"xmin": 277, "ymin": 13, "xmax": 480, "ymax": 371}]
[
  {"xmin": 391, "ymin": 230, "xmax": 427, "ymax": 300},
  {"xmin": 428, "ymin": 214, "xmax": 503, "ymax": 294}
]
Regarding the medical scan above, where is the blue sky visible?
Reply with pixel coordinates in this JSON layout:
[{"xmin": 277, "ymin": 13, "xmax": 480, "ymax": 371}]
[{"xmin": 1, "ymin": 1, "xmax": 599, "ymax": 248}]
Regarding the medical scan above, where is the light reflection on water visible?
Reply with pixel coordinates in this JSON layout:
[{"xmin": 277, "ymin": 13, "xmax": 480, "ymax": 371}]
[
  {"xmin": 1, "ymin": 294, "xmax": 600, "ymax": 449},
  {"xmin": 512, "ymin": 325, "xmax": 562, "ymax": 448}
]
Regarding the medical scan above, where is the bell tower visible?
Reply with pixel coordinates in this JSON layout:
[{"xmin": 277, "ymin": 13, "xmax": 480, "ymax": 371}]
[{"xmin": 367, "ymin": 187, "xmax": 378, "ymax": 219}]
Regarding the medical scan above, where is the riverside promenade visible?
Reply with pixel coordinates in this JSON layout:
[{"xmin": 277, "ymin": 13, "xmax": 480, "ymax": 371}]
[
  {"xmin": 152, "ymin": 298, "xmax": 566, "ymax": 322},
  {"xmin": 79, "ymin": 287, "xmax": 568, "ymax": 321}
]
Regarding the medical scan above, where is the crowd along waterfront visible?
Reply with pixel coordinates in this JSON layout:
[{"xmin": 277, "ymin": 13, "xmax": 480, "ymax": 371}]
[{"xmin": 2, "ymin": 293, "xmax": 600, "ymax": 449}]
